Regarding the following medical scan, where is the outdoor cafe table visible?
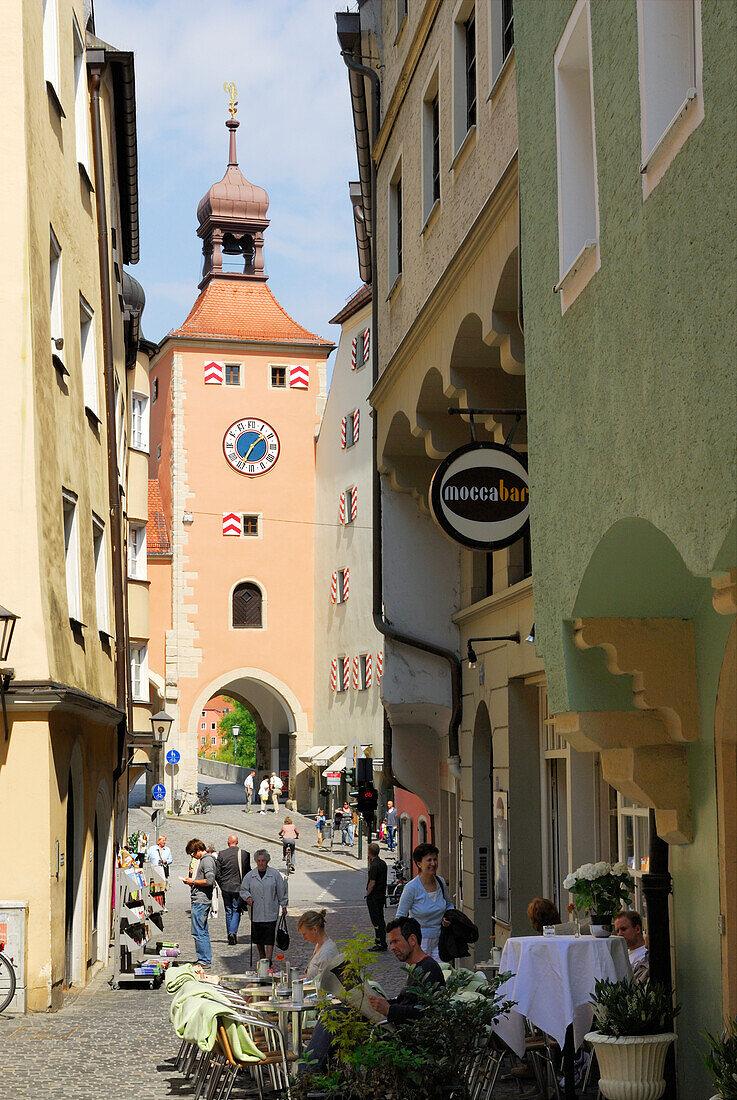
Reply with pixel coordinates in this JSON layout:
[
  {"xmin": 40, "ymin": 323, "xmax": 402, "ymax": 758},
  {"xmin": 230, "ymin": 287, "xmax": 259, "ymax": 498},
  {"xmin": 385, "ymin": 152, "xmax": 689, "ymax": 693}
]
[
  {"xmin": 262, "ymin": 995, "xmax": 319, "ymax": 1061},
  {"xmin": 492, "ymin": 935, "xmax": 631, "ymax": 1099}
]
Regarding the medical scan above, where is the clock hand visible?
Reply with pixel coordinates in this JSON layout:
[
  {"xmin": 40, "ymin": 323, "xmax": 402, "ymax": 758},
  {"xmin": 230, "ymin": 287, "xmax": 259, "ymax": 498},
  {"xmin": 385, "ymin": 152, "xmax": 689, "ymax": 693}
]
[{"xmin": 244, "ymin": 434, "xmax": 264, "ymax": 461}]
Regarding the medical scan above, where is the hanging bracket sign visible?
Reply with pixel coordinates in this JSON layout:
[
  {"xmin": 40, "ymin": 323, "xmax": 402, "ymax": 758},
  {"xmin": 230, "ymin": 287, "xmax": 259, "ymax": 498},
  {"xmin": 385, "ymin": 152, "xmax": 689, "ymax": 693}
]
[{"xmin": 429, "ymin": 441, "xmax": 529, "ymax": 551}]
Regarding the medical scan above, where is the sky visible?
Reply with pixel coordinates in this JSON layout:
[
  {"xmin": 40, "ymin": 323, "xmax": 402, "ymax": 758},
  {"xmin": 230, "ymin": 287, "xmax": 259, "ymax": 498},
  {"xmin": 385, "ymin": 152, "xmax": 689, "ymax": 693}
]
[{"xmin": 94, "ymin": 0, "xmax": 360, "ymax": 357}]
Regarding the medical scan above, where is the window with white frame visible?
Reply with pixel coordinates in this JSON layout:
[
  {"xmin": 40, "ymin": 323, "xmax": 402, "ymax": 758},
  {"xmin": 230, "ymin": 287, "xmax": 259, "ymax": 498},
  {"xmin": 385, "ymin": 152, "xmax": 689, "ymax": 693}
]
[
  {"xmin": 72, "ymin": 14, "xmax": 90, "ymax": 174},
  {"xmin": 225, "ymin": 363, "xmax": 241, "ymax": 386},
  {"xmin": 422, "ymin": 69, "xmax": 440, "ymax": 221},
  {"xmin": 490, "ymin": 0, "xmax": 514, "ymax": 87},
  {"xmin": 637, "ymin": 0, "xmax": 702, "ymax": 180},
  {"xmin": 79, "ymin": 297, "xmax": 99, "ymax": 418},
  {"xmin": 43, "ymin": 0, "xmax": 60, "ymax": 101},
  {"xmin": 92, "ymin": 513, "xmax": 110, "ymax": 635},
  {"xmin": 201, "ymin": 722, "xmax": 206, "ymax": 730},
  {"xmin": 49, "ymin": 229, "xmax": 66, "ymax": 373},
  {"xmin": 616, "ymin": 792, "xmax": 651, "ymax": 916},
  {"xmin": 389, "ymin": 161, "xmax": 403, "ymax": 289},
  {"xmin": 211, "ymin": 723, "xmax": 216, "ymax": 731},
  {"xmin": 453, "ymin": 2, "xmax": 476, "ymax": 153},
  {"xmin": 62, "ymin": 490, "xmax": 82, "ymax": 623},
  {"xmin": 242, "ymin": 514, "xmax": 259, "ymax": 536},
  {"xmin": 554, "ymin": 0, "xmax": 600, "ymax": 300},
  {"xmin": 130, "ymin": 392, "xmax": 149, "ymax": 453},
  {"xmin": 270, "ymin": 365, "xmax": 287, "ymax": 388},
  {"xmin": 130, "ymin": 643, "xmax": 149, "ymax": 702},
  {"xmin": 128, "ymin": 523, "xmax": 147, "ymax": 580},
  {"xmin": 211, "ymin": 736, "xmax": 216, "ymax": 745}
]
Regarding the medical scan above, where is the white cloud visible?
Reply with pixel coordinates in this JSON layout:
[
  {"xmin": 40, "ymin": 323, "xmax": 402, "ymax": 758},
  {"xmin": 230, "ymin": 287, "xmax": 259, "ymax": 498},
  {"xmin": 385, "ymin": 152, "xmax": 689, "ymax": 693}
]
[{"xmin": 94, "ymin": 0, "xmax": 360, "ymax": 343}]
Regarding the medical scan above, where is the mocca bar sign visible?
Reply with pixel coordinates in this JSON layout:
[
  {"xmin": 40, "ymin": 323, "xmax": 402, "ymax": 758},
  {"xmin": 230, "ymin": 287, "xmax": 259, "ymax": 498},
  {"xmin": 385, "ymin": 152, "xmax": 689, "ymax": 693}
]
[{"xmin": 429, "ymin": 441, "xmax": 529, "ymax": 551}]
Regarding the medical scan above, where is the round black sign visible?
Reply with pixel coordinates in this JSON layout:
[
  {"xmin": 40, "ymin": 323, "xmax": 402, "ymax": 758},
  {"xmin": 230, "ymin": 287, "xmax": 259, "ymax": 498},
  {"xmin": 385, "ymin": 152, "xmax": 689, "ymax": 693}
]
[{"xmin": 429, "ymin": 441, "xmax": 529, "ymax": 551}]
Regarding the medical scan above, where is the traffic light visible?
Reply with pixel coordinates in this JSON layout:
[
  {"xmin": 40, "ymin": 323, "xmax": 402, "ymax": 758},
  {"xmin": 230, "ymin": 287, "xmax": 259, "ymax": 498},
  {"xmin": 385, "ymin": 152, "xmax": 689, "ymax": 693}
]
[
  {"xmin": 357, "ymin": 784, "xmax": 378, "ymax": 821},
  {"xmin": 356, "ymin": 757, "xmax": 372, "ymax": 785},
  {"xmin": 345, "ymin": 767, "xmax": 356, "ymax": 787}
]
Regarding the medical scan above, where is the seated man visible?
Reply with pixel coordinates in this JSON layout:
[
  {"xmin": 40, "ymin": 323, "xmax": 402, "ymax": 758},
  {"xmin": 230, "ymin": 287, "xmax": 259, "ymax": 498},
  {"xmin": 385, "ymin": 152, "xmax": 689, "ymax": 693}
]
[
  {"xmin": 300, "ymin": 916, "xmax": 445, "ymax": 1073},
  {"xmin": 614, "ymin": 909, "xmax": 649, "ymax": 983}
]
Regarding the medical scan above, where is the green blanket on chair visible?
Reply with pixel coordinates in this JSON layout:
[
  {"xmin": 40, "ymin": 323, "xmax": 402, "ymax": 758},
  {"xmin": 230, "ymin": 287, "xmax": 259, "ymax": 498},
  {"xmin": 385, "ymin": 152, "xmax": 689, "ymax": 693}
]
[{"xmin": 164, "ymin": 965, "xmax": 262, "ymax": 1059}]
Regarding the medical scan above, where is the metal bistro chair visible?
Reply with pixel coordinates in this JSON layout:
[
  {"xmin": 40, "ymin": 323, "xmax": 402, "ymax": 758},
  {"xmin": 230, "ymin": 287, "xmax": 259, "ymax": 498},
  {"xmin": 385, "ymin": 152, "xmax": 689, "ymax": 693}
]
[
  {"xmin": 217, "ymin": 1011, "xmax": 296, "ymax": 1100},
  {"xmin": 463, "ymin": 1029, "xmax": 508, "ymax": 1099}
]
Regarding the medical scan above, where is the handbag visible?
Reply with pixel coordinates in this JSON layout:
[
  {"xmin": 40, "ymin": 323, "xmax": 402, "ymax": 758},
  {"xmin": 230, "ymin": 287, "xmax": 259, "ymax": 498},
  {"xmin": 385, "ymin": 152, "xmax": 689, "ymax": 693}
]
[{"xmin": 275, "ymin": 912, "xmax": 290, "ymax": 951}]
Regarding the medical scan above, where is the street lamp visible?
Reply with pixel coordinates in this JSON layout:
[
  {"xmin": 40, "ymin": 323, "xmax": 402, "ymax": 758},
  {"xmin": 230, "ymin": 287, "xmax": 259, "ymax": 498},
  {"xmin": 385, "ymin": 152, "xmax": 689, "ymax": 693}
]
[
  {"xmin": 150, "ymin": 710, "xmax": 174, "ymax": 744},
  {"xmin": 231, "ymin": 725, "xmax": 240, "ymax": 762},
  {"xmin": 0, "ymin": 605, "xmax": 19, "ymax": 740},
  {"xmin": 466, "ymin": 633, "xmax": 521, "ymax": 670}
]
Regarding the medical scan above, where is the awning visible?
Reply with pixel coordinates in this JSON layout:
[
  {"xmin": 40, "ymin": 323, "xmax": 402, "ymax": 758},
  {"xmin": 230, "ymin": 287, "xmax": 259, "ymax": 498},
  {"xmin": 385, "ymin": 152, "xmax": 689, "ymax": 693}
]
[
  {"xmin": 310, "ymin": 745, "xmax": 345, "ymax": 766},
  {"xmin": 297, "ymin": 745, "xmax": 328, "ymax": 763},
  {"xmin": 322, "ymin": 746, "xmax": 373, "ymax": 778}
]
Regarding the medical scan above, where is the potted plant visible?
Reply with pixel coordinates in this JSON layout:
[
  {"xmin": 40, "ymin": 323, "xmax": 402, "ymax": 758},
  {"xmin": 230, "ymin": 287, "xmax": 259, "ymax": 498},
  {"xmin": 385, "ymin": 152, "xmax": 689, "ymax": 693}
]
[
  {"xmin": 703, "ymin": 1016, "xmax": 737, "ymax": 1100},
  {"xmin": 585, "ymin": 977, "xmax": 680, "ymax": 1100},
  {"xmin": 563, "ymin": 861, "xmax": 635, "ymax": 936}
]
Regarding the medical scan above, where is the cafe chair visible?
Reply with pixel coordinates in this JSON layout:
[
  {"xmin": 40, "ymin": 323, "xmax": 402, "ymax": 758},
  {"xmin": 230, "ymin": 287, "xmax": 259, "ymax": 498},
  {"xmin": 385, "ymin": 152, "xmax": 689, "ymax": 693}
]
[{"xmin": 525, "ymin": 1026, "xmax": 563, "ymax": 1100}]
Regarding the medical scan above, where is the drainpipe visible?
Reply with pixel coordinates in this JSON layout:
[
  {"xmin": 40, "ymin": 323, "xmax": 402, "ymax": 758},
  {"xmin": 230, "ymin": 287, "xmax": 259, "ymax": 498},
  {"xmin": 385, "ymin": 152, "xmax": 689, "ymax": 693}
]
[
  {"xmin": 89, "ymin": 61, "xmax": 132, "ymax": 772},
  {"xmin": 339, "ymin": 51, "xmax": 463, "ymax": 787}
]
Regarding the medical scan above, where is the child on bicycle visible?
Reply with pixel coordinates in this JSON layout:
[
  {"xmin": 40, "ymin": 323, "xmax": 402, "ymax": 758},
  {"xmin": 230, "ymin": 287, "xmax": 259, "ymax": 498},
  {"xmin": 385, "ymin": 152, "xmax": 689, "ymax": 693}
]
[{"xmin": 279, "ymin": 816, "xmax": 299, "ymax": 867}]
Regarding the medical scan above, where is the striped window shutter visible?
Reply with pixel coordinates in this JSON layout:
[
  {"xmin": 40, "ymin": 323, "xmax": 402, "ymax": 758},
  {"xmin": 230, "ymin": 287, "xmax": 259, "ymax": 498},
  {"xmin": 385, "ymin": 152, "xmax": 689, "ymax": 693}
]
[
  {"xmin": 339, "ymin": 492, "xmax": 346, "ymax": 525},
  {"xmin": 365, "ymin": 652, "xmax": 372, "ymax": 688},
  {"xmin": 342, "ymin": 567, "xmax": 350, "ymax": 601},
  {"xmin": 222, "ymin": 512, "xmax": 242, "ymax": 536},
  {"xmin": 352, "ymin": 656, "xmax": 359, "ymax": 690},
  {"xmin": 340, "ymin": 416, "xmax": 347, "ymax": 449},
  {"xmin": 330, "ymin": 658, "xmax": 337, "ymax": 692},
  {"xmin": 204, "ymin": 360, "xmax": 224, "ymax": 384},
  {"xmin": 352, "ymin": 409, "xmax": 360, "ymax": 444},
  {"xmin": 351, "ymin": 336, "xmax": 357, "ymax": 370},
  {"xmin": 330, "ymin": 571, "xmax": 337, "ymax": 603},
  {"xmin": 363, "ymin": 328, "xmax": 370, "ymax": 363},
  {"xmin": 343, "ymin": 657, "xmax": 351, "ymax": 691},
  {"xmin": 376, "ymin": 650, "xmax": 383, "ymax": 684},
  {"xmin": 289, "ymin": 365, "xmax": 309, "ymax": 388},
  {"xmin": 350, "ymin": 485, "xmax": 358, "ymax": 522}
]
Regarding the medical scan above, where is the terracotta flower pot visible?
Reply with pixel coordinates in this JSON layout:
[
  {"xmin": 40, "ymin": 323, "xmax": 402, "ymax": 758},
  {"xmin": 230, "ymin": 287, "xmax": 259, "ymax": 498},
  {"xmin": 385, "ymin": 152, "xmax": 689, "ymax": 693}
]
[{"xmin": 585, "ymin": 1031, "xmax": 677, "ymax": 1100}]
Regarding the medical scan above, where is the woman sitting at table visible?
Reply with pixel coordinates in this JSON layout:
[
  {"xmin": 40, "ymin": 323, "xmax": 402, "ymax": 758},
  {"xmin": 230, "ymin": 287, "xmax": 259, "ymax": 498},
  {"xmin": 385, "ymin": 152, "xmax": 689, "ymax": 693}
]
[
  {"xmin": 298, "ymin": 909, "xmax": 340, "ymax": 979},
  {"xmin": 396, "ymin": 842, "xmax": 453, "ymax": 961},
  {"xmin": 527, "ymin": 897, "xmax": 561, "ymax": 933}
]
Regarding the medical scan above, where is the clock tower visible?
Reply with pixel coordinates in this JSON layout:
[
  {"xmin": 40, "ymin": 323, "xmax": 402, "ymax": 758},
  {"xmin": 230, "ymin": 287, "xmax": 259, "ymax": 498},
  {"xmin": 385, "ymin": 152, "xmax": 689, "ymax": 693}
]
[{"xmin": 147, "ymin": 101, "xmax": 333, "ymax": 803}]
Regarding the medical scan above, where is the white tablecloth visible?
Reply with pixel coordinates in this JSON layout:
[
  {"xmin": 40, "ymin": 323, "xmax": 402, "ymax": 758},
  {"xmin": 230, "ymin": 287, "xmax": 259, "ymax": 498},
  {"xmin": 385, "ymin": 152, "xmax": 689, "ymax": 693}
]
[{"xmin": 492, "ymin": 935, "xmax": 632, "ymax": 1054}]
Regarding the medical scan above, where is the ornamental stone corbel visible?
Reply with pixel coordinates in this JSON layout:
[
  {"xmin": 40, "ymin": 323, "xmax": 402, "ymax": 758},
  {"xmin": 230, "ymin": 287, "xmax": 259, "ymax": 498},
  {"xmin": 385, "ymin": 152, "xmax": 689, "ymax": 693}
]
[
  {"xmin": 554, "ymin": 709, "xmax": 670, "ymax": 754},
  {"xmin": 712, "ymin": 570, "xmax": 737, "ymax": 615},
  {"xmin": 600, "ymin": 744, "xmax": 692, "ymax": 845}
]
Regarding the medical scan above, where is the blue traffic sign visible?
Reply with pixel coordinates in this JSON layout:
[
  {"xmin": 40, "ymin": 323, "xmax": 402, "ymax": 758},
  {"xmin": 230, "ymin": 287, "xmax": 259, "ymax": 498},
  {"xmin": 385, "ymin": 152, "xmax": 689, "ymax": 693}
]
[
  {"xmin": 166, "ymin": 749, "xmax": 181, "ymax": 765},
  {"xmin": 152, "ymin": 784, "xmax": 166, "ymax": 800}
]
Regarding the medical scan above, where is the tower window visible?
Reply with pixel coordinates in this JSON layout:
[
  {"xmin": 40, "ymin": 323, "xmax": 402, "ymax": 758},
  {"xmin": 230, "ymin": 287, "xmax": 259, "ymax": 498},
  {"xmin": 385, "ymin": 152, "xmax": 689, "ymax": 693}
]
[
  {"xmin": 233, "ymin": 581, "xmax": 263, "ymax": 628},
  {"xmin": 270, "ymin": 366, "xmax": 286, "ymax": 388},
  {"xmin": 242, "ymin": 514, "xmax": 259, "ymax": 536},
  {"xmin": 465, "ymin": 12, "xmax": 477, "ymax": 131},
  {"xmin": 225, "ymin": 363, "xmax": 241, "ymax": 386}
]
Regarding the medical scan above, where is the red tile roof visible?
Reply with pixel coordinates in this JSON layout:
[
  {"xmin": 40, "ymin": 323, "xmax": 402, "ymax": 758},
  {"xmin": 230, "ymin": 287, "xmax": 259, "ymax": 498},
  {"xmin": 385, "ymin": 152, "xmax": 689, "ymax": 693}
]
[
  {"xmin": 168, "ymin": 278, "xmax": 333, "ymax": 347},
  {"xmin": 147, "ymin": 480, "xmax": 171, "ymax": 555},
  {"xmin": 329, "ymin": 283, "xmax": 372, "ymax": 326}
]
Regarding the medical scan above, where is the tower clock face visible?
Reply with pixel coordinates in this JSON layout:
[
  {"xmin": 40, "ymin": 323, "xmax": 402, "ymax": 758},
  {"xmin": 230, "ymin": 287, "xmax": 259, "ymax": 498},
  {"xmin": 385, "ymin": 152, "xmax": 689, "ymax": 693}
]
[{"xmin": 223, "ymin": 418, "xmax": 280, "ymax": 476}]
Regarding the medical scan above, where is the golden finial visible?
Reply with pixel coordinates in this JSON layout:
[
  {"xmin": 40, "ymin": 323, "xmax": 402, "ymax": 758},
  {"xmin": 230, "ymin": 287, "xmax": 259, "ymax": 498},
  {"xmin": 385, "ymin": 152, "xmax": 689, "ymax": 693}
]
[{"xmin": 223, "ymin": 81, "xmax": 238, "ymax": 119}]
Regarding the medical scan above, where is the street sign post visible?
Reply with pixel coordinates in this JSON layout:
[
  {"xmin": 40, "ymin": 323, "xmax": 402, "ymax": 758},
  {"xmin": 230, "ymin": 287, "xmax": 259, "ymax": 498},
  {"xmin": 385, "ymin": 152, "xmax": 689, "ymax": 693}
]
[
  {"xmin": 326, "ymin": 771, "xmax": 341, "ymax": 787},
  {"xmin": 166, "ymin": 749, "xmax": 181, "ymax": 765},
  {"xmin": 152, "ymin": 799, "xmax": 166, "ymax": 810},
  {"xmin": 153, "ymin": 783, "xmax": 166, "ymax": 801}
]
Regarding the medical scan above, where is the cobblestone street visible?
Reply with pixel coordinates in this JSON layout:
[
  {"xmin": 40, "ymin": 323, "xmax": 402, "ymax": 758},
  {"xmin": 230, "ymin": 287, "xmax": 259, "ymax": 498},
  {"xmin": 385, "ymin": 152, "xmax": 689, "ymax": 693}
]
[{"xmin": 0, "ymin": 778, "xmax": 528, "ymax": 1099}]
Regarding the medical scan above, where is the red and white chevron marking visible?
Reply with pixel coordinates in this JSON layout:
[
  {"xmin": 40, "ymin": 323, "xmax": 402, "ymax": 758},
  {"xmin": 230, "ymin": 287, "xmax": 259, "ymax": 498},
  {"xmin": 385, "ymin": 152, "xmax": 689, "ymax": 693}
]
[
  {"xmin": 343, "ymin": 656, "xmax": 350, "ymax": 691},
  {"xmin": 222, "ymin": 512, "xmax": 241, "ymax": 536},
  {"xmin": 330, "ymin": 571, "xmax": 337, "ymax": 603},
  {"xmin": 363, "ymin": 327, "xmax": 370, "ymax": 363},
  {"xmin": 289, "ymin": 365, "xmax": 309, "ymax": 389},
  {"xmin": 338, "ymin": 492, "xmax": 345, "ymax": 525},
  {"xmin": 351, "ymin": 336, "xmax": 357, "ymax": 370},
  {"xmin": 330, "ymin": 657, "xmax": 337, "ymax": 692},
  {"xmin": 352, "ymin": 656, "xmax": 359, "ymax": 690},
  {"xmin": 340, "ymin": 416, "xmax": 347, "ymax": 449},
  {"xmin": 204, "ymin": 360, "xmax": 224, "ymax": 384},
  {"xmin": 365, "ymin": 653, "xmax": 372, "ymax": 688},
  {"xmin": 352, "ymin": 409, "xmax": 360, "ymax": 444},
  {"xmin": 376, "ymin": 650, "xmax": 383, "ymax": 684},
  {"xmin": 350, "ymin": 485, "xmax": 358, "ymax": 522},
  {"xmin": 342, "ymin": 567, "xmax": 350, "ymax": 601}
]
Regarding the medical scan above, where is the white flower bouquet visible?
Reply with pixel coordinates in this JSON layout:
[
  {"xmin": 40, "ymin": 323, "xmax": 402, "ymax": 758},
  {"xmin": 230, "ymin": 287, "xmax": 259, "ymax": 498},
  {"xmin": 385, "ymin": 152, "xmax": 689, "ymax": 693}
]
[{"xmin": 563, "ymin": 861, "xmax": 635, "ymax": 920}]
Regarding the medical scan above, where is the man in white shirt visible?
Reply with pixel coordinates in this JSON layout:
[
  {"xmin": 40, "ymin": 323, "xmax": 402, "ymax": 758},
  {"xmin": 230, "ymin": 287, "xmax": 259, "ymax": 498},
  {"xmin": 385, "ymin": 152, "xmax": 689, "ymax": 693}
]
[
  {"xmin": 244, "ymin": 770, "xmax": 255, "ymax": 813},
  {"xmin": 614, "ymin": 909, "xmax": 649, "ymax": 983},
  {"xmin": 270, "ymin": 771, "xmax": 283, "ymax": 813}
]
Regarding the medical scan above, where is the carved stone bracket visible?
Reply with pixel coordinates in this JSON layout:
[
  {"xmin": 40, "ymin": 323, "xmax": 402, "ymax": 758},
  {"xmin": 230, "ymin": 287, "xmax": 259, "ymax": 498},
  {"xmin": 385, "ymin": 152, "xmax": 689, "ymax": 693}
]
[{"xmin": 713, "ymin": 570, "xmax": 737, "ymax": 615}]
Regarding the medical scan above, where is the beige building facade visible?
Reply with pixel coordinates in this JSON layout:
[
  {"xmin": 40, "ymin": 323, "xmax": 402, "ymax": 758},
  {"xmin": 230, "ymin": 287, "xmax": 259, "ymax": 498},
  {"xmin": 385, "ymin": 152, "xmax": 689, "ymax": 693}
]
[{"xmin": 0, "ymin": 2, "xmax": 149, "ymax": 1010}]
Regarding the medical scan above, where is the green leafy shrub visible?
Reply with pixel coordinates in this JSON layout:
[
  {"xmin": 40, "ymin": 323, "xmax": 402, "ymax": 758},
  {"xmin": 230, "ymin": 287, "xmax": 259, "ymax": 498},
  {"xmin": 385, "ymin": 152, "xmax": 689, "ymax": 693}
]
[
  {"xmin": 591, "ymin": 978, "xmax": 680, "ymax": 1037},
  {"xmin": 703, "ymin": 1017, "xmax": 737, "ymax": 1100}
]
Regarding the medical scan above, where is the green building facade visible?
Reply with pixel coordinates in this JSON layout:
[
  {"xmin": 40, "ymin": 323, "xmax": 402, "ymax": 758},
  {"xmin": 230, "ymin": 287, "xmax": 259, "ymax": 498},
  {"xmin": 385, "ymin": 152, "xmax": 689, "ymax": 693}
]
[{"xmin": 515, "ymin": 0, "xmax": 736, "ymax": 1093}]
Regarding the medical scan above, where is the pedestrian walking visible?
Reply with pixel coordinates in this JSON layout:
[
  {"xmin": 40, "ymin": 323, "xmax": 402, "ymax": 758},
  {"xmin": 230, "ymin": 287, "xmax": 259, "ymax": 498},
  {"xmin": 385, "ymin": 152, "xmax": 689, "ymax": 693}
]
[
  {"xmin": 135, "ymin": 830, "xmax": 148, "ymax": 867},
  {"xmin": 350, "ymin": 807, "xmax": 358, "ymax": 845},
  {"xmin": 270, "ymin": 770, "xmax": 283, "ymax": 812},
  {"xmin": 315, "ymin": 808, "xmax": 326, "ymax": 848},
  {"xmin": 378, "ymin": 817, "xmax": 387, "ymax": 843},
  {"xmin": 182, "ymin": 838, "xmax": 216, "ymax": 968},
  {"xmin": 298, "ymin": 910, "xmax": 340, "ymax": 979},
  {"xmin": 244, "ymin": 769, "xmax": 256, "ymax": 813},
  {"xmin": 258, "ymin": 775, "xmax": 270, "ymax": 813},
  {"xmin": 340, "ymin": 802, "xmax": 353, "ymax": 846},
  {"xmin": 239, "ymin": 849, "xmax": 288, "ymax": 963},
  {"xmin": 215, "ymin": 833, "xmax": 251, "ymax": 945},
  {"xmin": 385, "ymin": 801, "xmax": 398, "ymax": 851},
  {"xmin": 365, "ymin": 842, "xmax": 388, "ymax": 951},
  {"xmin": 396, "ymin": 842, "xmax": 453, "ymax": 962},
  {"xmin": 279, "ymin": 816, "xmax": 299, "ymax": 866},
  {"xmin": 146, "ymin": 835, "xmax": 173, "ymax": 878}
]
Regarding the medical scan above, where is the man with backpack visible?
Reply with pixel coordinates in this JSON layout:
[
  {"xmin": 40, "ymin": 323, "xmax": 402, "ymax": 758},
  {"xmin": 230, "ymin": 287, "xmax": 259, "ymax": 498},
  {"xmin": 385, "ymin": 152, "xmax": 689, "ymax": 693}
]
[{"xmin": 215, "ymin": 834, "xmax": 251, "ymax": 945}]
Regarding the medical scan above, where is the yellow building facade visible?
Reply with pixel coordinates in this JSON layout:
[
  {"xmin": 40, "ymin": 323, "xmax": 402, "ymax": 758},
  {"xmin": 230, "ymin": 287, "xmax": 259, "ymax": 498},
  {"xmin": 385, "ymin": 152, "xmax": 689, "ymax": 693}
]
[{"xmin": 0, "ymin": 2, "xmax": 148, "ymax": 1010}]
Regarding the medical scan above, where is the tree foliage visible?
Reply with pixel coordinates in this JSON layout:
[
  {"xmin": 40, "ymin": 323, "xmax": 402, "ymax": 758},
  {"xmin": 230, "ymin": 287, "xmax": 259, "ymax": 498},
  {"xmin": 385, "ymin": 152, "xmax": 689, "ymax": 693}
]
[{"xmin": 215, "ymin": 698, "xmax": 257, "ymax": 767}]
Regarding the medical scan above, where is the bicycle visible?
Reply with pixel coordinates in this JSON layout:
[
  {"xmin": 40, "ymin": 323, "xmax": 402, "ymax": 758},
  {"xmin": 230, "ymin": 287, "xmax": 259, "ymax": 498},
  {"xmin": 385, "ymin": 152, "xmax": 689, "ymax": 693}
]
[
  {"xmin": 386, "ymin": 858, "xmax": 408, "ymax": 907},
  {"xmin": 0, "ymin": 939, "xmax": 17, "ymax": 1013},
  {"xmin": 187, "ymin": 786, "xmax": 213, "ymax": 814},
  {"xmin": 283, "ymin": 843, "xmax": 296, "ymax": 874}
]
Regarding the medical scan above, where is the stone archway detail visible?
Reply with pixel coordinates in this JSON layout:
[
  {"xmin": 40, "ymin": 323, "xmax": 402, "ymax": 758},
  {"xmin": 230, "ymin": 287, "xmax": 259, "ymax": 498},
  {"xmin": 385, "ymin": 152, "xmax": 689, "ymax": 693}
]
[{"xmin": 555, "ymin": 617, "xmax": 700, "ymax": 845}]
